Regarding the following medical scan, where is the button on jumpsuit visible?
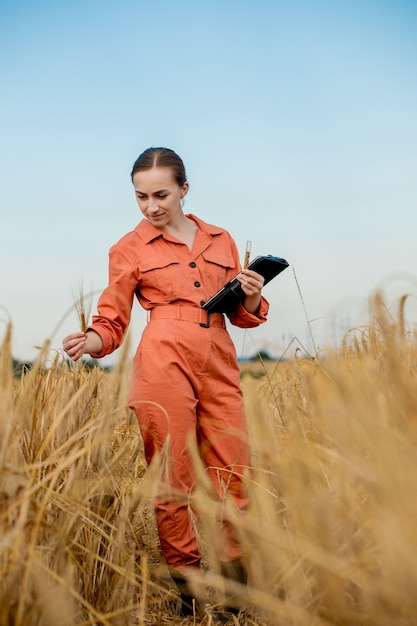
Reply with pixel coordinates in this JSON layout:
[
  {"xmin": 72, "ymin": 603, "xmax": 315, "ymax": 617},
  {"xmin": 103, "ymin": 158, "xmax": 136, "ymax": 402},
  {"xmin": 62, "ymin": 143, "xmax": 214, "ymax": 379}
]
[{"xmin": 88, "ymin": 214, "xmax": 269, "ymax": 569}]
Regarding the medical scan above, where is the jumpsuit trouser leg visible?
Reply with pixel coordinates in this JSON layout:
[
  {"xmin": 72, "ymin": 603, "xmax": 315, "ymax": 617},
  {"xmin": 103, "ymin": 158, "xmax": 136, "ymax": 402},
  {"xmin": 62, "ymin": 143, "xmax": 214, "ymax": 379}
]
[{"xmin": 130, "ymin": 317, "xmax": 250, "ymax": 570}]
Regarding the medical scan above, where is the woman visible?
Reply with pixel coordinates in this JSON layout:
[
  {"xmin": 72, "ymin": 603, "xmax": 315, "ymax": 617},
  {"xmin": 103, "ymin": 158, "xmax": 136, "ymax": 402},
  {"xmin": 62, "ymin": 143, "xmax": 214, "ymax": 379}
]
[{"xmin": 63, "ymin": 147, "xmax": 269, "ymax": 617}]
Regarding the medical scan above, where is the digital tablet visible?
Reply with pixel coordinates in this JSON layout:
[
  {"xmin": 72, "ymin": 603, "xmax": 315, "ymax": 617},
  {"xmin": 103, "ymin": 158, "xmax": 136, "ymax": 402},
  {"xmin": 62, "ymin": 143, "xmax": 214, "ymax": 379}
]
[{"xmin": 202, "ymin": 255, "xmax": 289, "ymax": 314}]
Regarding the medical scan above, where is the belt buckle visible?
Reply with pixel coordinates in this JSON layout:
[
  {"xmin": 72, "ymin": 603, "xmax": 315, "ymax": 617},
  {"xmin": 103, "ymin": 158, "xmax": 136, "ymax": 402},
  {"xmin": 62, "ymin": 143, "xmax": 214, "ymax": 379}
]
[{"xmin": 199, "ymin": 311, "xmax": 211, "ymax": 328}]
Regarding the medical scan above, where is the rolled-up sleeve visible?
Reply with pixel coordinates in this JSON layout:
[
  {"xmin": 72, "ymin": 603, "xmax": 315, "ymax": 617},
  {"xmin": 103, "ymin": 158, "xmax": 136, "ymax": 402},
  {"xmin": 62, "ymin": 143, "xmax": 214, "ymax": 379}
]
[
  {"xmin": 86, "ymin": 246, "xmax": 138, "ymax": 358},
  {"xmin": 228, "ymin": 296, "xmax": 269, "ymax": 328}
]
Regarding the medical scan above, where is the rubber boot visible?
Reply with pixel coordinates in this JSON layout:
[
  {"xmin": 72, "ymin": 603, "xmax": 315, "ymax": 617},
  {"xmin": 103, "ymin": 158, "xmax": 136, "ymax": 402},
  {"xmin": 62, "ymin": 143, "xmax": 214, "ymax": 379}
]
[
  {"xmin": 219, "ymin": 559, "xmax": 248, "ymax": 618},
  {"xmin": 170, "ymin": 569, "xmax": 206, "ymax": 619}
]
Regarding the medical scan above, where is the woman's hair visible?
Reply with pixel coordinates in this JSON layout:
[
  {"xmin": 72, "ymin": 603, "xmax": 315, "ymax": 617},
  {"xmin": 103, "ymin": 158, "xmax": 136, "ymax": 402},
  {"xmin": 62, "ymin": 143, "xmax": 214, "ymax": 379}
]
[{"xmin": 130, "ymin": 147, "xmax": 187, "ymax": 186}]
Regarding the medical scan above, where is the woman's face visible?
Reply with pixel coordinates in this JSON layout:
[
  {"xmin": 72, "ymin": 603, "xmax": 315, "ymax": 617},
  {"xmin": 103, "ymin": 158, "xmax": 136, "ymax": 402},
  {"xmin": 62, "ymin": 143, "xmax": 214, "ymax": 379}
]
[{"xmin": 132, "ymin": 166, "xmax": 188, "ymax": 229}]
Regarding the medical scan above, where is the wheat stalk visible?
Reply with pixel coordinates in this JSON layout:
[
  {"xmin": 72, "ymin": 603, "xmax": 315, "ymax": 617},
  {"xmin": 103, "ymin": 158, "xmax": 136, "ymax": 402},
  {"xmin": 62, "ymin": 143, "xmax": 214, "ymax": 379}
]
[{"xmin": 72, "ymin": 282, "xmax": 94, "ymax": 333}]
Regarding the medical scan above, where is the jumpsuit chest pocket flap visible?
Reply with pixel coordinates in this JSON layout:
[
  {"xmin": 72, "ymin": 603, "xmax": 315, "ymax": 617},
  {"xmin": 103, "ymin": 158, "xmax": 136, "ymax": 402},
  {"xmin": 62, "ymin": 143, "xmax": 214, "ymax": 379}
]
[
  {"xmin": 201, "ymin": 247, "xmax": 236, "ymax": 291},
  {"xmin": 137, "ymin": 254, "xmax": 192, "ymax": 300},
  {"xmin": 201, "ymin": 247, "xmax": 235, "ymax": 269}
]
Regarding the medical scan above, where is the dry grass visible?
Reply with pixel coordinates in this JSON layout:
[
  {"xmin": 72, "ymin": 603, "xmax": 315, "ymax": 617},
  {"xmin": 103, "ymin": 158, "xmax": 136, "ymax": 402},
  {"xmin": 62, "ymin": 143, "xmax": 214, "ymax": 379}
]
[{"xmin": 2, "ymin": 293, "xmax": 417, "ymax": 625}]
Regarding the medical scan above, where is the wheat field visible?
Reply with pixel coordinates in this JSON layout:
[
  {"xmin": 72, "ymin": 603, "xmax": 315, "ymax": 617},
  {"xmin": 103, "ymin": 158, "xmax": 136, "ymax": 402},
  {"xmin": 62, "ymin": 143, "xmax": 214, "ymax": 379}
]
[{"xmin": 1, "ymin": 293, "xmax": 417, "ymax": 625}]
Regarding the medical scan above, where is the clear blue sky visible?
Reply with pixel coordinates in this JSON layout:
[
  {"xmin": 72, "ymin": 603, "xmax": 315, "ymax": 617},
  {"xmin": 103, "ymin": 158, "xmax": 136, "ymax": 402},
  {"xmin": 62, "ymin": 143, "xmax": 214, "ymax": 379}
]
[{"xmin": 1, "ymin": 0, "xmax": 416, "ymax": 363}]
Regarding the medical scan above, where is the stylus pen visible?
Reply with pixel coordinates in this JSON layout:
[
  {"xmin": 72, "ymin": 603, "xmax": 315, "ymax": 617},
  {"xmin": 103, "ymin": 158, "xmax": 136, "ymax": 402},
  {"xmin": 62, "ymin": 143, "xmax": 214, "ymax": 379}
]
[{"xmin": 244, "ymin": 240, "xmax": 252, "ymax": 269}]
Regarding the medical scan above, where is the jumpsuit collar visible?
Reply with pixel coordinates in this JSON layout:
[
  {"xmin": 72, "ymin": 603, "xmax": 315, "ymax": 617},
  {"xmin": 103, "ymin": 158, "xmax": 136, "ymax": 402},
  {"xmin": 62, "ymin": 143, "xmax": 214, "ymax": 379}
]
[{"xmin": 134, "ymin": 215, "xmax": 224, "ymax": 257}]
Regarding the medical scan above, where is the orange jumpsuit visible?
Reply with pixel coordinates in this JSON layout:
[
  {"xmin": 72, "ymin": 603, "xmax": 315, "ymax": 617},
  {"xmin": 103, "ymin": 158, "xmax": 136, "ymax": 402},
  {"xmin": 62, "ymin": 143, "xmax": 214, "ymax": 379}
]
[{"xmin": 88, "ymin": 214, "xmax": 269, "ymax": 569}]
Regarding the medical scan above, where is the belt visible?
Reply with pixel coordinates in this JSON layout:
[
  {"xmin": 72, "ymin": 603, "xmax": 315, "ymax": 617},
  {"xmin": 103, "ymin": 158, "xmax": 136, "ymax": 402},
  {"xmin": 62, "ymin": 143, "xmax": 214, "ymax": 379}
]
[{"xmin": 149, "ymin": 305, "xmax": 225, "ymax": 328}]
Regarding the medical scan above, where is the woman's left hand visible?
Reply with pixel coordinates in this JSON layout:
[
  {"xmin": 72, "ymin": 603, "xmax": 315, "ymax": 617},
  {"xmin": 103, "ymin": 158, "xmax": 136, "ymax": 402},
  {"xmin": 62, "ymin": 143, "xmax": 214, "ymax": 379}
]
[
  {"xmin": 237, "ymin": 269, "xmax": 265, "ymax": 296},
  {"xmin": 237, "ymin": 269, "xmax": 265, "ymax": 314}
]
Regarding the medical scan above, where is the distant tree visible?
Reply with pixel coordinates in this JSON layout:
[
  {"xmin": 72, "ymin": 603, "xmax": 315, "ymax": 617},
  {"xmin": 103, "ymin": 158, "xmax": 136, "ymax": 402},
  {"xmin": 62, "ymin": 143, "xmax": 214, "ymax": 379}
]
[
  {"xmin": 64, "ymin": 357, "xmax": 111, "ymax": 371},
  {"xmin": 250, "ymin": 349, "xmax": 273, "ymax": 362}
]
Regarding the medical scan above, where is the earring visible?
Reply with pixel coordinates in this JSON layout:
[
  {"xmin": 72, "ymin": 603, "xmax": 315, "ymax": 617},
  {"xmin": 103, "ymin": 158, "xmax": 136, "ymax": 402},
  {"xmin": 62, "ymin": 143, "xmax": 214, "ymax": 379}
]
[{"xmin": 180, "ymin": 198, "xmax": 185, "ymax": 208}]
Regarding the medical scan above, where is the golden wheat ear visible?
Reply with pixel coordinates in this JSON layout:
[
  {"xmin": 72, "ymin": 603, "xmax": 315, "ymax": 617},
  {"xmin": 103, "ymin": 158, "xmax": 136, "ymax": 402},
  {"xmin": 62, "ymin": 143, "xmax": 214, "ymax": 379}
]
[{"xmin": 72, "ymin": 282, "xmax": 94, "ymax": 332}]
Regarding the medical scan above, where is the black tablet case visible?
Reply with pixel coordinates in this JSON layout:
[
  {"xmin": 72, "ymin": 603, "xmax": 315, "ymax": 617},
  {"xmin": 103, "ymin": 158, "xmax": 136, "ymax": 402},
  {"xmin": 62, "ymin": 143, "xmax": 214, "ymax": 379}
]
[{"xmin": 202, "ymin": 255, "xmax": 289, "ymax": 314}]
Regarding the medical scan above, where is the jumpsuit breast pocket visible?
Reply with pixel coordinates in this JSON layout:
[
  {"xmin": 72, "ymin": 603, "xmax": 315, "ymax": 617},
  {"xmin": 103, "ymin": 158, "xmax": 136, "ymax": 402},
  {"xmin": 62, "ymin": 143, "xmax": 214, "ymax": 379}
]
[
  {"xmin": 138, "ymin": 255, "xmax": 193, "ymax": 303},
  {"xmin": 201, "ymin": 248, "xmax": 237, "ymax": 291}
]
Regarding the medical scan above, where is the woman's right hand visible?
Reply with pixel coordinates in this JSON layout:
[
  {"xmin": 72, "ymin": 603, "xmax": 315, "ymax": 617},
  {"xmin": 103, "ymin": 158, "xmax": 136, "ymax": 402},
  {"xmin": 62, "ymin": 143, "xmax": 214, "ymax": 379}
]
[
  {"xmin": 62, "ymin": 332, "xmax": 88, "ymax": 361},
  {"xmin": 63, "ymin": 330, "xmax": 104, "ymax": 361},
  {"xmin": 62, "ymin": 329, "xmax": 104, "ymax": 361}
]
